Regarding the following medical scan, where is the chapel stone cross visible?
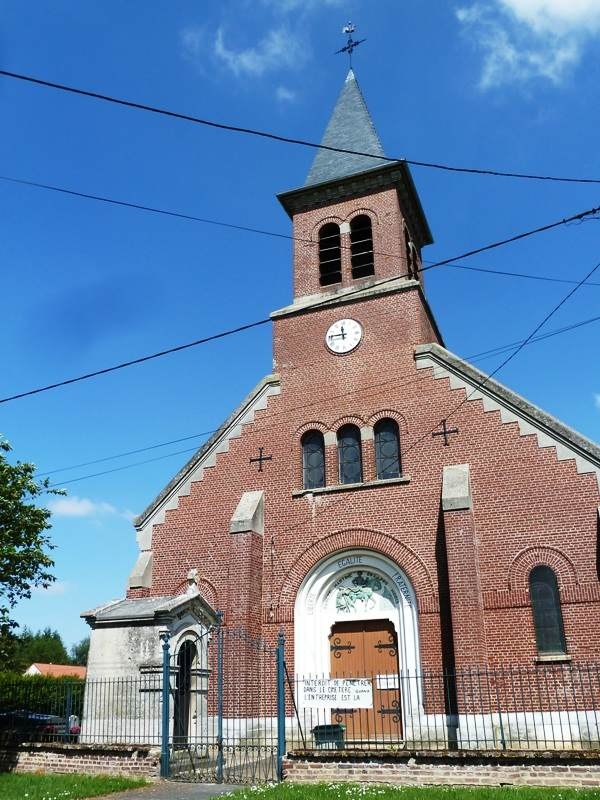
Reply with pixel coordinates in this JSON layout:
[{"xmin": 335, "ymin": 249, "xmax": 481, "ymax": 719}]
[
  {"xmin": 432, "ymin": 419, "xmax": 459, "ymax": 447},
  {"xmin": 249, "ymin": 447, "xmax": 273, "ymax": 472}
]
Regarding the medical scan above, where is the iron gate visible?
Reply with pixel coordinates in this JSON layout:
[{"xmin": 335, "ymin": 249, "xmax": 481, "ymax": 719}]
[{"xmin": 163, "ymin": 623, "xmax": 284, "ymax": 784}]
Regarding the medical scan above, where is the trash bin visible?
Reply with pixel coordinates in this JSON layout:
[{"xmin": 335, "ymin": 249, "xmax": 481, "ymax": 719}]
[{"xmin": 311, "ymin": 723, "xmax": 346, "ymax": 749}]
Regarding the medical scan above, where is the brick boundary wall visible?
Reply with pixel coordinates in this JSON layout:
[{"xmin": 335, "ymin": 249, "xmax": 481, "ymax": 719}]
[
  {"xmin": 283, "ymin": 750, "xmax": 600, "ymax": 788},
  {"xmin": 0, "ymin": 742, "xmax": 160, "ymax": 779}
]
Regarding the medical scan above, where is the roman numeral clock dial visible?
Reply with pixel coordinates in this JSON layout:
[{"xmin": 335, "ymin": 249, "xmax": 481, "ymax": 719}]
[{"xmin": 325, "ymin": 318, "xmax": 363, "ymax": 354}]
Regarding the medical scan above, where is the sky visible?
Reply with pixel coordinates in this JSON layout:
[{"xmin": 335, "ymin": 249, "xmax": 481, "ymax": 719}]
[{"xmin": 1, "ymin": 0, "xmax": 599, "ymax": 651}]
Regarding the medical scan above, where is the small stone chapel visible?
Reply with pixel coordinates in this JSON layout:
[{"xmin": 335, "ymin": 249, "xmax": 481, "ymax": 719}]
[{"xmin": 83, "ymin": 69, "xmax": 600, "ymax": 741}]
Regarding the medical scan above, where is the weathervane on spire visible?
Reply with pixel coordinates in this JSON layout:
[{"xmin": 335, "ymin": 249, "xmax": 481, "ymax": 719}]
[{"xmin": 335, "ymin": 22, "xmax": 366, "ymax": 68}]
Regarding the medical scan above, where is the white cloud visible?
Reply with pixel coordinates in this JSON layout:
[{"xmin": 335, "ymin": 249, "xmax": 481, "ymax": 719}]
[
  {"xmin": 180, "ymin": 26, "xmax": 206, "ymax": 62},
  {"xmin": 49, "ymin": 496, "xmax": 117, "ymax": 517},
  {"xmin": 49, "ymin": 496, "xmax": 136, "ymax": 521},
  {"xmin": 594, "ymin": 393, "xmax": 600, "ymax": 410},
  {"xmin": 261, "ymin": 0, "xmax": 343, "ymax": 11},
  {"xmin": 276, "ymin": 85, "xmax": 297, "ymax": 102},
  {"xmin": 456, "ymin": 0, "xmax": 600, "ymax": 88},
  {"xmin": 499, "ymin": 1, "xmax": 600, "ymax": 34},
  {"xmin": 214, "ymin": 26, "xmax": 307, "ymax": 77}
]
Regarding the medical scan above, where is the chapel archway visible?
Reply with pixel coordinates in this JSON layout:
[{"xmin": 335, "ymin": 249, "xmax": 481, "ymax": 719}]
[{"xmin": 294, "ymin": 549, "xmax": 422, "ymax": 722}]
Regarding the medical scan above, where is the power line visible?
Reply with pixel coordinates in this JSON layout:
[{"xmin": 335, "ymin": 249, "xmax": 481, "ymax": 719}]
[
  {"xmin": 36, "ymin": 430, "xmax": 217, "ymax": 476},
  {"xmin": 443, "ymin": 261, "xmax": 600, "ymax": 288},
  {"xmin": 1, "ymin": 202, "xmax": 598, "ymax": 405},
  {"xmin": 4, "ymin": 173, "xmax": 600, "ymax": 289},
  {"xmin": 0, "ymin": 318, "xmax": 270, "ymax": 404},
  {"xmin": 42, "ymin": 308, "xmax": 600, "ymax": 487},
  {"xmin": 48, "ymin": 445, "xmax": 202, "ymax": 487},
  {"xmin": 468, "ymin": 312, "xmax": 600, "ymax": 362},
  {"xmin": 2, "ymin": 68, "xmax": 600, "ymax": 186},
  {"xmin": 402, "ymin": 257, "xmax": 600, "ymax": 460}
]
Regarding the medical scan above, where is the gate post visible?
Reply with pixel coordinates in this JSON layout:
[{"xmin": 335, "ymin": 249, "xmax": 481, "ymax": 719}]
[
  {"xmin": 160, "ymin": 630, "xmax": 171, "ymax": 779},
  {"xmin": 276, "ymin": 628, "xmax": 286, "ymax": 781},
  {"xmin": 215, "ymin": 613, "xmax": 224, "ymax": 784}
]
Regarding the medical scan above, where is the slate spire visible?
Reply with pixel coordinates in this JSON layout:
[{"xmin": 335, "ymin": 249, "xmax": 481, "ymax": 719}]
[{"xmin": 304, "ymin": 69, "xmax": 388, "ymax": 187}]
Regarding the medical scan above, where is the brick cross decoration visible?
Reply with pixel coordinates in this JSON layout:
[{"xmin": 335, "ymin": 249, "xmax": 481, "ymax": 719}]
[
  {"xmin": 249, "ymin": 447, "xmax": 273, "ymax": 472},
  {"xmin": 432, "ymin": 419, "xmax": 459, "ymax": 447}
]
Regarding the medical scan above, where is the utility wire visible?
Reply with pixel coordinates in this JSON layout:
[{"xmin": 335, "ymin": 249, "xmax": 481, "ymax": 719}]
[
  {"xmin": 2, "ymin": 69, "xmax": 600, "ymax": 186},
  {"xmin": 0, "ymin": 318, "xmax": 271, "ymax": 404},
  {"xmin": 4, "ymin": 173, "xmax": 600, "ymax": 288},
  {"xmin": 48, "ymin": 445, "xmax": 202, "ymax": 487},
  {"xmin": 42, "ymin": 308, "xmax": 600, "ymax": 487},
  {"xmin": 1, "ymin": 202, "xmax": 598, "ymax": 405},
  {"xmin": 468, "ymin": 313, "xmax": 600, "ymax": 361},
  {"xmin": 36, "ymin": 429, "xmax": 217, "ymax": 476},
  {"xmin": 400, "ymin": 257, "xmax": 600, "ymax": 461}
]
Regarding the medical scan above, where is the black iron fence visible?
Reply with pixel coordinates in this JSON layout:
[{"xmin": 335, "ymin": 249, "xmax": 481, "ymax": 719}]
[
  {"xmin": 1, "ymin": 660, "xmax": 600, "ymax": 781},
  {"xmin": 0, "ymin": 677, "xmax": 85, "ymax": 744},
  {"xmin": 285, "ymin": 664, "xmax": 600, "ymax": 751}
]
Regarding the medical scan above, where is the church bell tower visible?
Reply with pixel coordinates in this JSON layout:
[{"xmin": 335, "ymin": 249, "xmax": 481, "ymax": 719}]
[{"xmin": 273, "ymin": 68, "xmax": 442, "ymax": 374}]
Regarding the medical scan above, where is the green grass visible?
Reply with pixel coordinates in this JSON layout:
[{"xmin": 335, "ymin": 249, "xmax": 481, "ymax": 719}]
[
  {"xmin": 226, "ymin": 783, "xmax": 600, "ymax": 800},
  {"xmin": 0, "ymin": 772, "xmax": 148, "ymax": 800}
]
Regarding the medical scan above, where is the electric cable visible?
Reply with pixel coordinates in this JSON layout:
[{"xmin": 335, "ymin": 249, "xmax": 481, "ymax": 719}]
[
  {"xmin": 2, "ymin": 202, "xmax": 598, "ymax": 405},
  {"xmin": 4, "ymin": 173, "xmax": 600, "ymax": 288},
  {"xmin": 42, "ymin": 306, "xmax": 600, "ymax": 488},
  {"xmin": 2, "ymin": 68, "xmax": 600, "ymax": 185}
]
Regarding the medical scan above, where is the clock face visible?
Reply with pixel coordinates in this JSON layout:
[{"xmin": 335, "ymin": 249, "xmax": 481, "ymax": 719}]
[{"xmin": 325, "ymin": 318, "xmax": 363, "ymax": 354}]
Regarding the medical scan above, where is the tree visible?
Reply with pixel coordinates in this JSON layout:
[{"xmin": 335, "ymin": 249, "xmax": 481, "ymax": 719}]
[
  {"xmin": 0, "ymin": 438, "xmax": 61, "ymax": 663},
  {"xmin": 70, "ymin": 636, "xmax": 90, "ymax": 666},
  {"xmin": 17, "ymin": 626, "xmax": 70, "ymax": 669}
]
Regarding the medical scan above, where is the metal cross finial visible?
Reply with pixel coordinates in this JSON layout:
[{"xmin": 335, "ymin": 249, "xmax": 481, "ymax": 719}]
[{"xmin": 335, "ymin": 22, "xmax": 366, "ymax": 68}]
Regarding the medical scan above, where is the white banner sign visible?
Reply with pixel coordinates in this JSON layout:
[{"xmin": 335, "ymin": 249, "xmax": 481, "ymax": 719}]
[{"xmin": 298, "ymin": 678, "xmax": 373, "ymax": 709}]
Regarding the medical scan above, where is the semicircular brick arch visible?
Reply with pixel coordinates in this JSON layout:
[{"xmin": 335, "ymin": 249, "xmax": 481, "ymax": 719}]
[
  {"xmin": 279, "ymin": 528, "xmax": 436, "ymax": 609},
  {"xmin": 508, "ymin": 546, "xmax": 578, "ymax": 591}
]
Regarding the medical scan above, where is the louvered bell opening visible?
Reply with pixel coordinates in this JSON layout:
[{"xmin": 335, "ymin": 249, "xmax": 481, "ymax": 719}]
[
  {"xmin": 350, "ymin": 215, "xmax": 375, "ymax": 279},
  {"xmin": 319, "ymin": 223, "xmax": 342, "ymax": 286}
]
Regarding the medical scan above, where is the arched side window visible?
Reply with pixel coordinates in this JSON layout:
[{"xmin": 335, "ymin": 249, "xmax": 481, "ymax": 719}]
[
  {"xmin": 302, "ymin": 430, "xmax": 325, "ymax": 489},
  {"xmin": 319, "ymin": 223, "xmax": 342, "ymax": 286},
  {"xmin": 337, "ymin": 424, "xmax": 363, "ymax": 485},
  {"xmin": 529, "ymin": 565, "xmax": 567, "ymax": 654},
  {"xmin": 350, "ymin": 215, "xmax": 375, "ymax": 279},
  {"xmin": 404, "ymin": 228, "xmax": 414, "ymax": 279},
  {"xmin": 374, "ymin": 418, "xmax": 401, "ymax": 479}
]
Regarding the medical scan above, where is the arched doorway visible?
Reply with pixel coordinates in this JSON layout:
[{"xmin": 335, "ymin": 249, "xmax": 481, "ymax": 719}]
[
  {"xmin": 294, "ymin": 550, "xmax": 421, "ymax": 736},
  {"xmin": 173, "ymin": 640, "xmax": 197, "ymax": 745}
]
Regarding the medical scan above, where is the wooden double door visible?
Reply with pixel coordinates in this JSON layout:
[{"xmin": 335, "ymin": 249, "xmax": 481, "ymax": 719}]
[{"xmin": 329, "ymin": 619, "xmax": 403, "ymax": 743}]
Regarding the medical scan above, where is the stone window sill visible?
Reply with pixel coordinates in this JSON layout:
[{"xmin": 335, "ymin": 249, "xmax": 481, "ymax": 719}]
[
  {"xmin": 292, "ymin": 475, "xmax": 411, "ymax": 498},
  {"xmin": 535, "ymin": 653, "xmax": 572, "ymax": 663}
]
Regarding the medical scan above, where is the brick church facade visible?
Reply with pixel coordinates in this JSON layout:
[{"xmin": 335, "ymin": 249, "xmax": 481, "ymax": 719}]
[{"xmin": 84, "ymin": 71, "xmax": 600, "ymax": 743}]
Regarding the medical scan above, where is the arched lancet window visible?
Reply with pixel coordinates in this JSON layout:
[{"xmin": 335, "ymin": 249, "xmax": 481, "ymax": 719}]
[
  {"xmin": 374, "ymin": 418, "xmax": 401, "ymax": 479},
  {"xmin": 404, "ymin": 228, "xmax": 414, "ymax": 279},
  {"xmin": 302, "ymin": 430, "xmax": 325, "ymax": 489},
  {"xmin": 529, "ymin": 565, "xmax": 567, "ymax": 654},
  {"xmin": 319, "ymin": 223, "xmax": 342, "ymax": 286},
  {"xmin": 350, "ymin": 215, "xmax": 375, "ymax": 279},
  {"xmin": 337, "ymin": 424, "xmax": 363, "ymax": 485},
  {"xmin": 410, "ymin": 243, "xmax": 420, "ymax": 277}
]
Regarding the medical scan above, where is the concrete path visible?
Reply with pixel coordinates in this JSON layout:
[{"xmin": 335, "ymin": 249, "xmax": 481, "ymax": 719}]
[{"xmin": 96, "ymin": 781, "xmax": 244, "ymax": 800}]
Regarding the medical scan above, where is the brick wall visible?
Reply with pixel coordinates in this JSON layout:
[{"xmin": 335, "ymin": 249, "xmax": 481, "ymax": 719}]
[
  {"xmin": 283, "ymin": 751, "xmax": 600, "ymax": 788},
  {"xmin": 128, "ymin": 155, "xmax": 600, "ymax": 680},
  {"xmin": 0, "ymin": 742, "xmax": 160, "ymax": 779}
]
